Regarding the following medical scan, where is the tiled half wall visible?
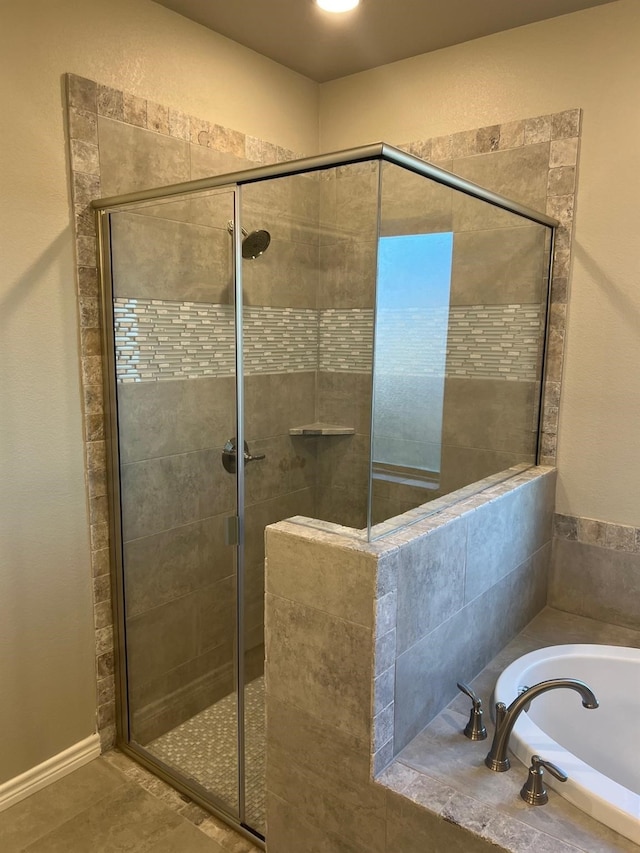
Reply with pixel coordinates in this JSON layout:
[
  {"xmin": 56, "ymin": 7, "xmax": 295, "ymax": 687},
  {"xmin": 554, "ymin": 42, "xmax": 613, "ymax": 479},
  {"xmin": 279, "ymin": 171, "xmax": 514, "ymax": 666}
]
[{"xmin": 264, "ymin": 465, "xmax": 556, "ymax": 852}]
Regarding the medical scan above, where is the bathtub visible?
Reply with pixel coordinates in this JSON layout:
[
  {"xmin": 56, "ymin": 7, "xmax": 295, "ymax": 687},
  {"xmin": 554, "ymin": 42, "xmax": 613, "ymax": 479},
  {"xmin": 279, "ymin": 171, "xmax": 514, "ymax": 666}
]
[{"xmin": 494, "ymin": 644, "xmax": 640, "ymax": 845}]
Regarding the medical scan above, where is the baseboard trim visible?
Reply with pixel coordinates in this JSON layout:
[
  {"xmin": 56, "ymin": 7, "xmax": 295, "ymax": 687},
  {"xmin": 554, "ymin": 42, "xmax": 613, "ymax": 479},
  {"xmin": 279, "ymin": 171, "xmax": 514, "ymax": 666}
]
[{"xmin": 0, "ymin": 733, "xmax": 101, "ymax": 813}]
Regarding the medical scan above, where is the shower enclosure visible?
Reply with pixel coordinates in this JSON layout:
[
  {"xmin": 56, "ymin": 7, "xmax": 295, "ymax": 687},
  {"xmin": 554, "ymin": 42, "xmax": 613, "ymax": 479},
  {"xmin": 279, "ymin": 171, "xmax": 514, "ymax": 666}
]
[{"xmin": 93, "ymin": 144, "xmax": 556, "ymax": 842}]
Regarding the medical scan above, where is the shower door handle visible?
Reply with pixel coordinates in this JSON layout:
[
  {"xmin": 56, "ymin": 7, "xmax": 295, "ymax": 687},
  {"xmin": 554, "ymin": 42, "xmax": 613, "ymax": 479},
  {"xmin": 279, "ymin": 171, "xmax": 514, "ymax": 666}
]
[{"xmin": 222, "ymin": 438, "xmax": 266, "ymax": 474}]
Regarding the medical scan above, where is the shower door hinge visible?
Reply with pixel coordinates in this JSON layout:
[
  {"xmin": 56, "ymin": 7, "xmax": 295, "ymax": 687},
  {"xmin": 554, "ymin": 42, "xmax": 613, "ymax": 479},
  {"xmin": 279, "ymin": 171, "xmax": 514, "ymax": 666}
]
[{"xmin": 224, "ymin": 515, "xmax": 239, "ymax": 546}]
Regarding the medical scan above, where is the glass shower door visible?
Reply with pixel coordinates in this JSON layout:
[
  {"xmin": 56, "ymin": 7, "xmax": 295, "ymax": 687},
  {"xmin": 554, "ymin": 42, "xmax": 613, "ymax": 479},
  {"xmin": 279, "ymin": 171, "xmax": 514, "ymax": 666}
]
[{"xmin": 107, "ymin": 188, "xmax": 243, "ymax": 821}]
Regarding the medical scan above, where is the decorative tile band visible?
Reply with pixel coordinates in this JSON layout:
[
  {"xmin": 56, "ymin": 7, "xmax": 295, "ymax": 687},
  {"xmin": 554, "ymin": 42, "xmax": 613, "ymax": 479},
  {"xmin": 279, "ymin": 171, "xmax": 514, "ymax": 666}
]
[
  {"xmin": 319, "ymin": 308, "xmax": 374, "ymax": 373},
  {"xmin": 321, "ymin": 304, "xmax": 542, "ymax": 379},
  {"xmin": 447, "ymin": 304, "xmax": 542, "ymax": 381},
  {"xmin": 114, "ymin": 300, "xmax": 543, "ymax": 381},
  {"xmin": 555, "ymin": 513, "xmax": 640, "ymax": 553},
  {"xmin": 244, "ymin": 307, "xmax": 318, "ymax": 375},
  {"xmin": 114, "ymin": 299, "xmax": 318, "ymax": 381},
  {"xmin": 554, "ymin": 513, "xmax": 640, "ymax": 554}
]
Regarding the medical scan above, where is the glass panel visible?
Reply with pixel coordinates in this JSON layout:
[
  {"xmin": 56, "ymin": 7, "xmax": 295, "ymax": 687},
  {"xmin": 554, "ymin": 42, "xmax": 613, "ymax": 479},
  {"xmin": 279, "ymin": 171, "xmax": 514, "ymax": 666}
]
[
  {"xmin": 373, "ymin": 232, "xmax": 453, "ymax": 481},
  {"xmin": 109, "ymin": 188, "xmax": 241, "ymax": 818},
  {"xmin": 370, "ymin": 161, "xmax": 552, "ymax": 537},
  {"xmin": 238, "ymin": 163, "xmax": 378, "ymax": 829}
]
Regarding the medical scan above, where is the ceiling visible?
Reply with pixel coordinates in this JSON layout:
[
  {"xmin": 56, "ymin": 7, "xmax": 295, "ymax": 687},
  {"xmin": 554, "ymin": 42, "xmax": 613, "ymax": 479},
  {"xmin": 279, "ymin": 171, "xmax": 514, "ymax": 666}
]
[{"xmin": 152, "ymin": 0, "xmax": 617, "ymax": 82}]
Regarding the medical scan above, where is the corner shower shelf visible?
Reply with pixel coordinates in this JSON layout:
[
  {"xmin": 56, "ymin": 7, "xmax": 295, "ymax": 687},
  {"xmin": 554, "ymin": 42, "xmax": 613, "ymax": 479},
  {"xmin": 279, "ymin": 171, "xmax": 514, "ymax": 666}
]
[{"xmin": 289, "ymin": 422, "xmax": 355, "ymax": 436}]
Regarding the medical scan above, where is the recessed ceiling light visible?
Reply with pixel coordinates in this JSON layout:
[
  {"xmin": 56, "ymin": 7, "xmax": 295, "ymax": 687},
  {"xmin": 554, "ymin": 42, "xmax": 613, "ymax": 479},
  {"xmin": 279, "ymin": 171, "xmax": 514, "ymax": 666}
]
[{"xmin": 316, "ymin": 0, "xmax": 360, "ymax": 13}]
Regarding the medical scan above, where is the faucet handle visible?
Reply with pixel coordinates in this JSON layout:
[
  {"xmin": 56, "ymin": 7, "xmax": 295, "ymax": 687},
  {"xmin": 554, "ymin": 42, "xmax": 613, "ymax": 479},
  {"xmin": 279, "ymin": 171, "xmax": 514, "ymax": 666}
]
[
  {"xmin": 520, "ymin": 754, "xmax": 568, "ymax": 805},
  {"xmin": 456, "ymin": 682, "xmax": 487, "ymax": 740}
]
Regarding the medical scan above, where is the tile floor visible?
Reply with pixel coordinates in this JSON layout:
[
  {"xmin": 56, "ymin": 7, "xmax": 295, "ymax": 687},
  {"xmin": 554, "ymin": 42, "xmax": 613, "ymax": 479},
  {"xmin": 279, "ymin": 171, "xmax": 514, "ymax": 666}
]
[
  {"xmin": 0, "ymin": 750, "xmax": 261, "ymax": 852},
  {"xmin": 149, "ymin": 677, "xmax": 265, "ymax": 832}
]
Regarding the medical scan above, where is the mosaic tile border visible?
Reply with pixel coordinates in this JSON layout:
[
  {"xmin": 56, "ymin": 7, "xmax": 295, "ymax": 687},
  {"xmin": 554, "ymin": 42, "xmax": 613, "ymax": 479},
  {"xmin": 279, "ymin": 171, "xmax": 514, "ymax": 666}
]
[
  {"xmin": 114, "ymin": 300, "xmax": 542, "ymax": 382},
  {"xmin": 319, "ymin": 305, "xmax": 542, "ymax": 380},
  {"xmin": 114, "ymin": 300, "xmax": 318, "ymax": 381},
  {"xmin": 66, "ymin": 70, "xmax": 579, "ymax": 745},
  {"xmin": 555, "ymin": 512, "xmax": 640, "ymax": 553}
]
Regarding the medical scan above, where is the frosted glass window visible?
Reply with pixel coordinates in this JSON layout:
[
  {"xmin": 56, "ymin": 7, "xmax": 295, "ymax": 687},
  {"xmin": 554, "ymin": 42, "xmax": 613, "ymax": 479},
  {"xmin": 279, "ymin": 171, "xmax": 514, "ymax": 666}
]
[{"xmin": 372, "ymin": 232, "xmax": 453, "ymax": 483}]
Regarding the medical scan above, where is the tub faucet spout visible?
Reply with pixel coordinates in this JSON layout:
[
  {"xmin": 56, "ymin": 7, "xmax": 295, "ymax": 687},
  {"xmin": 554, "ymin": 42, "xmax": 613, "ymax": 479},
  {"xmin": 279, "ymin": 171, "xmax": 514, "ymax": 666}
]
[{"xmin": 485, "ymin": 678, "xmax": 599, "ymax": 772}]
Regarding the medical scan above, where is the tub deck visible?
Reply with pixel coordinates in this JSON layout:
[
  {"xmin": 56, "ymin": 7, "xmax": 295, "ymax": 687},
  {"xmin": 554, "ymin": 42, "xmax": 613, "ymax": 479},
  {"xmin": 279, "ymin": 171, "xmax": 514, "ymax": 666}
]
[{"xmin": 378, "ymin": 607, "xmax": 640, "ymax": 853}]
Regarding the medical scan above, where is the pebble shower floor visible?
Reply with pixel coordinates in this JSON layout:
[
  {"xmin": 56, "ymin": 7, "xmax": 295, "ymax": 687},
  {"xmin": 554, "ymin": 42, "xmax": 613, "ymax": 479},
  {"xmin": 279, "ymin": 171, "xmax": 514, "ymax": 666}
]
[{"xmin": 149, "ymin": 676, "xmax": 265, "ymax": 832}]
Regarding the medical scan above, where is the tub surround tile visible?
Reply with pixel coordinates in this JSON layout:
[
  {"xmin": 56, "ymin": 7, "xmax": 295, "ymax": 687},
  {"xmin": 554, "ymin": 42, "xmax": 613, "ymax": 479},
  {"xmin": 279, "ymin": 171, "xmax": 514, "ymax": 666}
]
[
  {"xmin": 394, "ymin": 544, "xmax": 550, "ymax": 751},
  {"xmin": 386, "ymin": 790, "xmax": 498, "ymax": 853},
  {"xmin": 264, "ymin": 478, "xmax": 638, "ymax": 853},
  {"xmin": 372, "ymin": 738, "xmax": 395, "ymax": 777},
  {"xmin": 395, "ymin": 516, "xmax": 467, "ymax": 654},
  {"xmin": 374, "ymin": 628, "xmax": 396, "ymax": 677},
  {"xmin": 550, "ymin": 538, "xmax": 640, "ymax": 629},
  {"xmin": 464, "ymin": 470, "xmax": 555, "ymax": 603},
  {"xmin": 555, "ymin": 512, "xmax": 640, "ymax": 552},
  {"xmin": 605, "ymin": 523, "xmax": 636, "ymax": 553},
  {"xmin": 388, "ymin": 608, "xmax": 640, "ymax": 853},
  {"xmin": 551, "ymin": 512, "xmax": 640, "ymax": 630}
]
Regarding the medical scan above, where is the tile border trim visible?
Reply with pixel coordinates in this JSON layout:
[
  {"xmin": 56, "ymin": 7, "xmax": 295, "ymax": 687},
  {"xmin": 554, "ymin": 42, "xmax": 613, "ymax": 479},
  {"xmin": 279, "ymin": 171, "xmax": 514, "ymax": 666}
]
[{"xmin": 555, "ymin": 512, "xmax": 640, "ymax": 553}]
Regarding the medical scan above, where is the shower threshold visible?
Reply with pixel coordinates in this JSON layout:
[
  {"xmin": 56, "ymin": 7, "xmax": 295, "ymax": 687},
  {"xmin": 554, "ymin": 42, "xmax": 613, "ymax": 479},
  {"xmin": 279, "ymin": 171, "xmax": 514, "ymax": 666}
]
[{"xmin": 148, "ymin": 675, "xmax": 265, "ymax": 834}]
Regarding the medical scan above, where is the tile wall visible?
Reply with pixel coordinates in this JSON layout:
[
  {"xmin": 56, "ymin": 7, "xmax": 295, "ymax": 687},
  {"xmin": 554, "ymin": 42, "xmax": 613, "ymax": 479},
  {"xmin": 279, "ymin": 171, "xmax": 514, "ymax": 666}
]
[{"xmin": 550, "ymin": 513, "xmax": 640, "ymax": 630}]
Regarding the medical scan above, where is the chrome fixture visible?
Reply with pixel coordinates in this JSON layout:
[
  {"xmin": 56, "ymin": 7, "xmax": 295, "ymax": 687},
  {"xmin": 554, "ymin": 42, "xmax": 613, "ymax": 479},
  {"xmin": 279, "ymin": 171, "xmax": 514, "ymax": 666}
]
[
  {"xmin": 485, "ymin": 678, "xmax": 599, "ymax": 772},
  {"xmin": 222, "ymin": 438, "xmax": 266, "ymax": 474},
  {"xmin": 457, "ymin": 681, "xmax": 487, "ymax": 740},
  {"xmin": 520, "ymin": 754, "xmax": 568, "ymax": 806},
  {"xmin": 226, "ymin": 220, "xmax": 271, "ymax": 260}
]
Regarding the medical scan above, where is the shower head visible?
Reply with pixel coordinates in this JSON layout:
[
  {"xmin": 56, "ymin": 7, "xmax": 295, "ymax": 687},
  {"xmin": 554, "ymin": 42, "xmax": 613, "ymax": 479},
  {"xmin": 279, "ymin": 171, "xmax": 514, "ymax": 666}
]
[
  {"xmin": 241, "ymin": 229, "xmax": 271, "ymax": 260},
  {"xmin": 226, "ymin": 220, "xmax": 271, "ymax": 260}
]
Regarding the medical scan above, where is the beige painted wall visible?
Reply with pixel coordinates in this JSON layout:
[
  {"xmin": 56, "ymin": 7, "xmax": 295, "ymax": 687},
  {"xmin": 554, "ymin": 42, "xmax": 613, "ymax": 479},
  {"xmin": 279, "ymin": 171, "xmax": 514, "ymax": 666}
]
[
  {"xmin": 0, "ymin": 0, "xmax": 317, "ymax": 783},
  {"xmin": 320, "ymin": 0, "xmax": 640, "ymax": 527}
]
